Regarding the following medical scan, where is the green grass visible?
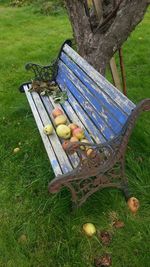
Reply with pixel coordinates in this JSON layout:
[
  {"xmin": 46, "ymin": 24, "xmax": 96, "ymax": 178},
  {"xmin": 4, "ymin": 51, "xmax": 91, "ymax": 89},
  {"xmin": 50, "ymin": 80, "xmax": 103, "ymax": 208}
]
[{"xmin": 0, "ymin": 4, "xmax": 150, "ymax": 267}]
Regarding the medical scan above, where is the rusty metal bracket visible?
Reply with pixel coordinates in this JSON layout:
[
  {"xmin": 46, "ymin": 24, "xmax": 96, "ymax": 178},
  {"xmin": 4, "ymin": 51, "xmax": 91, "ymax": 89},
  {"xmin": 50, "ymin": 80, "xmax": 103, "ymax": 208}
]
[{"xmin": 49, "ymin": 99, "xmax": 150, "ymax": 207}]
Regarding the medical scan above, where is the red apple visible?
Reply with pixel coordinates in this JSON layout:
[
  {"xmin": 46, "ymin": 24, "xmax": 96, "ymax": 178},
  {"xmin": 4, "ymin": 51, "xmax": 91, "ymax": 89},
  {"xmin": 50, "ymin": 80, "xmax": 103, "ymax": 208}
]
[
  {"xmin": 68, "ymin": 123, "xmax": 78, "ymax": 132},
  {"xmin": 72, "ymin": 127, "xmax": 85, "ymax": 140},
  {"xmin": 52, "ymin": 107, "xmax": 63, "ymax": 118}
]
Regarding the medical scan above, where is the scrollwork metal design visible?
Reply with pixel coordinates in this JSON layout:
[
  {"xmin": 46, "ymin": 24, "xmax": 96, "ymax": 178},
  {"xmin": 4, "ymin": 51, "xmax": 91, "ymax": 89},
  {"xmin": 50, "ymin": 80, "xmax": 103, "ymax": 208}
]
[
  {"xmin": 25, "ymin": 59, "xmax": 58, "ymax": 82},
  {"xmin": 49, "ymin": 99, "xmax": 150, "ymax": 207}
]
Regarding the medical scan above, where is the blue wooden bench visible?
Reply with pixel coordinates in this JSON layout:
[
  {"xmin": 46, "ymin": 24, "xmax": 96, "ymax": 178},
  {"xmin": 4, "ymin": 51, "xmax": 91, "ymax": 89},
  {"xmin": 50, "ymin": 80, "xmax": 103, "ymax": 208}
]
[{"xmin": 20, "ymin": 40, "xmax": 150, "ymax": 208}]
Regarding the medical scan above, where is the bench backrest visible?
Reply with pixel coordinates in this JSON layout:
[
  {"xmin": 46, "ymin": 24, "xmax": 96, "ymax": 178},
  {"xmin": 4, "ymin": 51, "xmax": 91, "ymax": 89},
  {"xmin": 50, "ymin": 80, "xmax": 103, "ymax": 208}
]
[{"xmin": 56, "ymin": 44, "xmax": 135, "ymax": 142}]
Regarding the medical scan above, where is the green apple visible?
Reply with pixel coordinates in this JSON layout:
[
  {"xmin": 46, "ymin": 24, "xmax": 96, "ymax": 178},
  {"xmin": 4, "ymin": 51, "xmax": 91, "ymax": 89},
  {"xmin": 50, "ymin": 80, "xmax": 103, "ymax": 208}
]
[
  {"xmin": 54, "ymin": 115, "xmax": 67, "ymax": 126},
  {"xmin": 43, "ymin": 124, "xmax": 53, "ymax": 135},
  {"xmin": 56, "ymin": 125, "xmax": 71, "ymax": 139}
]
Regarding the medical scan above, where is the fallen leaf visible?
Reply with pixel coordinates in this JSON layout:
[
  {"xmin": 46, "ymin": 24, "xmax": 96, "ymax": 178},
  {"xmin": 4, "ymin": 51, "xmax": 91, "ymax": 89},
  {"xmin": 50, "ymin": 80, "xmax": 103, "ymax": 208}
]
[
  {"xmin": 108, "ymin": 211, "xmax": 118, "ymax": 224},
  {"xmin": 94, "ymin": 254, "xmax": 112, "ymax": 267},
  {"xmin": 99, "ymin": 231, "xmax": 112, "ymax": 245},
  {"xmin": 113, "ymin": 220, "xmax": 125, "ymax": 229}
]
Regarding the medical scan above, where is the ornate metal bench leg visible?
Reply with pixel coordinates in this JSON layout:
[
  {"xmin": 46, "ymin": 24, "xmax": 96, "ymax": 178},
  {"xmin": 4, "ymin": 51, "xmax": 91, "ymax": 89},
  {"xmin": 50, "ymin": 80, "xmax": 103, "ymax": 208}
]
[
  {"xmin": 121, "ymin": 183, "xmax": 132, "ymax": 201},
  {"xmin": 119, "ymin": 156, "xmax": 132, "ymax": 201},
  {"xmin": 65, "ymin": 174, "xmax": 122, "ymax": 207}
]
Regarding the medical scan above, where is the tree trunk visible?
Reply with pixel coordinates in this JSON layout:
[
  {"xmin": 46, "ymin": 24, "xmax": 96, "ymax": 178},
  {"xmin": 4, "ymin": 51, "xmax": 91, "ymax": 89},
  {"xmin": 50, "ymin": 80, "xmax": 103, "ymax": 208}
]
[{"xmin": 65, "ymin": 0, "xmax": 148, "ymax": 75}]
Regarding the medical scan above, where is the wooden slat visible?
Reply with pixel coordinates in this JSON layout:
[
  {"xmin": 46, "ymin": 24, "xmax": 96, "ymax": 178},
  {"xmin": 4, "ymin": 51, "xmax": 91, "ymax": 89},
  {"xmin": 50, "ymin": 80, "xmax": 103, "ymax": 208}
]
[
  {"xmin": 59, "ymin": 99, "xmax": 94, "ymax": 143},
  {"xmin": 58, "ymin": 60, "xmax": 122, "ymax": 134},
  {"xmin": 63, "ymin": 44, "xmax": 135, "ymax": 112},
  {"xmin": 24, "ymin": 85, "xmax": 62, "ymax": 176},
  {"xmin": 56, "ymin": 75, "xmax": 108, "ymax": 143},
  {"xmin": 109, "ymin": 57, "xmax": 122, "ymax": 91},
  {"xmin": 47, "ymin": 96, "xmax": 80, "ymax": 168},
  {"xmin": 60, "ymin": 52, "xmax": 128, "ymax": 124},
  {"xmin": 58, "ymin": 70, "xmax": 115, "ymax": 140},
  {"xmin": 26, "ymin": 85, "xmax": 73, "ymax": 174},
  {"xmin": 41, "ymin": 95, "xmax": 79, "ymax": 168}
]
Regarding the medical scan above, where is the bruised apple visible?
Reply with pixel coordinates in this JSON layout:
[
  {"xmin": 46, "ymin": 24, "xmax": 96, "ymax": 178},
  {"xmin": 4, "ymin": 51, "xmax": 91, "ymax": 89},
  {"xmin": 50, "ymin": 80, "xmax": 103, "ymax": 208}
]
[
  {"xmin": 56, "ymin": 125, "xmax": 71, "ymax": 139},
  {"xmin": 72, "ymin": 127, "xmax": 84, "ymax": 140},
  {"xmin": 54, "ymin": 115, "xmax": 67, "ymax": 126},
  {"xmin": 127, "ymin": 197, "xmax": 139, "ymax": 214},
  {"xmin": 52, "ymin": 107, "xmax": 63, "ymax": 118},
  {"xmin": 62, "ymin": 140, "xmax": 70, "ymax": 151}
]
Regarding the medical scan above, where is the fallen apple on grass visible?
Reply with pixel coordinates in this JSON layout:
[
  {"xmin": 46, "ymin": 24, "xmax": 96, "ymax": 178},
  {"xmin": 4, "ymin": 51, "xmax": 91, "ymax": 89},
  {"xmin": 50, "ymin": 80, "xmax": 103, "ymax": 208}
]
[
  {"xmin": 43, "ymin": 124, "xmax": 53, "ymax": 135},
  {"xmin": 82, "ymin": 223, "xmax": 96, "ymax": 237},
  {"xmin": 72, "ymin": 127, "xmax": 85, "ymax": 140},
  {"xmin": 54, "ymin": 115, "xmax": 67, "ymax": 126},
  {"xmin": 13, "ymin": 147, "xmax": 20, "ymax": 153},
  {"xmin": 56, "ymin": 125, "xmax": 71, "ymax": 139},
  {"xmin": 18, "ymin": 234, "xmax": 28, "ymax": 244},
  {"xmin": 127, "ymin": 197, "xmax": 139, "ymax": 214},
  {"xmin": 52, "ymin": 107, "xmax": 63, "ymax": 118}
]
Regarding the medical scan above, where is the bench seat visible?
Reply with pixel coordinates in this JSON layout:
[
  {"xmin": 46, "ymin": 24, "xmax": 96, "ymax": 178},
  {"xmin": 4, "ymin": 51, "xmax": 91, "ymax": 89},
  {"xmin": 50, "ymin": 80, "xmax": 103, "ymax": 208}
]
[{"xmin": 23, "ymin": 43, "xmax": 135, "ymax": 175}]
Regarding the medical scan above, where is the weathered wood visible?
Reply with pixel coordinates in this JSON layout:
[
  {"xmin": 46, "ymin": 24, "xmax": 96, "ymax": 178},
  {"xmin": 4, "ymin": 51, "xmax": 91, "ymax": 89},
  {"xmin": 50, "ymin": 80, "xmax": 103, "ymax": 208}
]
[
  {"xmin": 60, "ymin": 52, "xmax": 128, "ymax": 123},
  {"xmin": 59, "ymin": 58, "xmax": 123, "ymax": 133},
  {"xmin": 24, "ymin": 85, "xmax": 62, "ymax": 176},
  {"xmin": 57, "ymin": 75, "xmax": 106, "ymax": 143},
  {"xmin": 92, "ymin": 0, "xmax": 103, "ymax": 21},
  {"xmin": 58, "ymin": 69, "xmax": 114, "ymax": 140},
  {"xmin": 109, "ymin": 57, "xmax": 122, "ymax": 91},
  {"xmin": 41, "ymin": 95, "xmax": 79, "ymax": 168},
  {"xmin": 63, "ymin": 44, "xmax": 135, "ymax": 112},
  {"xmin": 27, "ymin": 85, "xmax": 73, "ymax": 174},
  {"xmin": 60, "ymin": 51, "xmax": 132, "ymax": 118},
  {"xmin": 59, "ymin": 96, "xmax": 94, "ymax": 143},
  {"xmin": 119, "ymin": 48, "xmax": 127, "ymax": 96}
]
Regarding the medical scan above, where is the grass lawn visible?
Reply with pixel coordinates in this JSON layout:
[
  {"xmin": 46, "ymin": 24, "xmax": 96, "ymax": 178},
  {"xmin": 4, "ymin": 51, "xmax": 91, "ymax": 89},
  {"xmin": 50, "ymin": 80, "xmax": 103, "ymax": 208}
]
[{"xmin": 0, "ymin": 3, "xmax": 150, "ymax": 267}]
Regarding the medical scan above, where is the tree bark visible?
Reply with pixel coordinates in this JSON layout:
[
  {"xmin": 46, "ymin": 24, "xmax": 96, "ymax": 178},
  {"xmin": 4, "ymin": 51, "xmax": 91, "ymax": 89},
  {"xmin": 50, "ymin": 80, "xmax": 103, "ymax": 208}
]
[{"xmin": 65, "ymin": 0, "xmax": 148, "ymax": 75}]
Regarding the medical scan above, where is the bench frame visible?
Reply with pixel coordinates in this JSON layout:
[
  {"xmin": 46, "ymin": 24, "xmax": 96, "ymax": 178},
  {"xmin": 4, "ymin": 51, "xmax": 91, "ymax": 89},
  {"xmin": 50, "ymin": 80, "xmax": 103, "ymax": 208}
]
[{"xmin": 20, "ymin": 40, "xmax": 150, "ymax": 208}]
